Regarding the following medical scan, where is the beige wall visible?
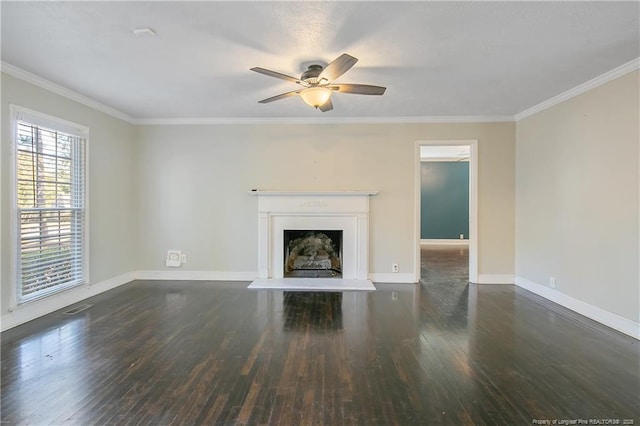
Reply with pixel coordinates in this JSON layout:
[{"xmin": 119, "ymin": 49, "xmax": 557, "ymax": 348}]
[
  {"xmin": 1, "ymin": 73, "xmax": 138, "ymax": 318},
  {"xmin": 4, "ymin": 63, "xmax": 637, "ymax": 332},
  {"xmin": 136, "ymin": 122, "xmax": 516, "ymax": 278},
  {"xmin": 516, "ymin": 71, "xmax": 640, "ymax": 322},
  {"xmin": 0, "ymin": 70, "xmax": 516, "ymax": 327}
]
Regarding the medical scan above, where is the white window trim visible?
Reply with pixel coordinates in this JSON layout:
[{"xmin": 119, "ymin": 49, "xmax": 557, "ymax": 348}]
[{"xmin": 9, "ymin": 104, "xmax": 90, "ymax": 308}]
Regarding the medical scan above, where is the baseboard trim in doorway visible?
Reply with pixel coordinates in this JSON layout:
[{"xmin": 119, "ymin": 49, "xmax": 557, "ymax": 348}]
[{"xmin": 515, "ymin": 275, "xmax": 639, "ymax": 340}]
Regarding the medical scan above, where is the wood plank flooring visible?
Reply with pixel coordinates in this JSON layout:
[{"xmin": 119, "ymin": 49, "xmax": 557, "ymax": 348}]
[{"xmin": 1, "ymin": 246, "xmax": 638, "ymax": 425}]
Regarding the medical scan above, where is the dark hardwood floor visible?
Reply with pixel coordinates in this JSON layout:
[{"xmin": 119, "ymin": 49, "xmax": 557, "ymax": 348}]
[{"xmin": 2, "ymin": 246, "xmax": 638, "ymax": 425}]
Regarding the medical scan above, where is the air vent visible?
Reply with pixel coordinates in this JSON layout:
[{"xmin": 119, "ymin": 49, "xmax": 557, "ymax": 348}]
[{"xmin": 61, "ymin": 304, "xmax": 93, "ymax": 315}]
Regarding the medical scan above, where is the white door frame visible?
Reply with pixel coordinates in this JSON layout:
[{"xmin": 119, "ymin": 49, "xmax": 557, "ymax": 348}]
[{"xmin": 414, "ymin": 139, "xmax": 478, "ymax": 283}]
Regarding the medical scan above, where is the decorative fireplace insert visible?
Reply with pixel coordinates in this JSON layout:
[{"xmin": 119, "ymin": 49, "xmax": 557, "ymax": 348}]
[{"xmin": 283, "ymin": 230, "xmax": 343, "ymax": 278}]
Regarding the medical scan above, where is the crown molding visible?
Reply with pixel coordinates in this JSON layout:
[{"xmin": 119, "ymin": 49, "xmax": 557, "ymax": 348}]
[
  {"xmin": 1, "ymin": 62, "xmax": 136, "ymax": 124},
  {"xmin": 1, "ymin": 63, "xmax": 514, "ymax": 125},
  {"xmin": 133, "ymin": 115, "xmax": 515, "ymax": 125},
  {"xmin": 514, "ymin": 57, "xmax": 640, "ymax": 121},
  {"xmin": 5, "ymin": 58, "xmax": 637, "ymax": 126}
]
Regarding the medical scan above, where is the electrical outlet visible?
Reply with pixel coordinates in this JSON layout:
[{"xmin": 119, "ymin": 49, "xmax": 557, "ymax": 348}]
[
  {"xmin": 549, "ymin": 277, "xmax": 556, "ymax": 289},
  {"xmin": 392, "ymin": 263, "xmax": 399, "ymax": 273}
]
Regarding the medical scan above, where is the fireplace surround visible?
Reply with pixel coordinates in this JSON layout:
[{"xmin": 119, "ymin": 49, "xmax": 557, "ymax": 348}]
[{"xmin": 250, "ymin": 191, "xmax": 377, "ymax": 280}]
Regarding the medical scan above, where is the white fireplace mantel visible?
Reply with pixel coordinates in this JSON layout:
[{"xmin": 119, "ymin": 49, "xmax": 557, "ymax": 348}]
[{"xmin": 251, "ymin": 190, "xmax": 378, "ymax": 280}]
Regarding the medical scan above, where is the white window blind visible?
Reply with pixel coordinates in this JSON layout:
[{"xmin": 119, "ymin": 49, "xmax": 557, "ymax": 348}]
[{"xmin": 15, "ymin": 115, "xmax": 87, "ymax": 303}]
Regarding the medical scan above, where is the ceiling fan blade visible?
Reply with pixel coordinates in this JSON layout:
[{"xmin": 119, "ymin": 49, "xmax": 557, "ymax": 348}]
[
  {"xmin": 318, "ymin": 53, "xmax": 358, "ymax": 82},
  {"xmin": 250, "ymin": 67, "xmax": 302, "ymax": 84},
  {"xmin": 330, "ymin": 84, "xmax": 386, "ymax": 95},
  {"xmin": 258, "ymin": 90, "xmax": 300, "ymax": 104},
  {"xmin": 319, "ymin": 99, "xmax": 334, "ymax": 112}
]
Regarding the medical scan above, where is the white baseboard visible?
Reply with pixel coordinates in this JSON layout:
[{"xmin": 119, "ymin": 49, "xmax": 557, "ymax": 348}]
[
  {"xmin": 369, "ymin": 272, "xmax": 417, "ymax": 283},
  {"xmin": 1, "ymin": 271, "xmax": 135, "ymax": 332},
  {"xmin": 134, "ymin": 270, "xmax": 258, "ymax": 281},
  {"xmin": 139, "ymin": 270, "xmax": 419, "ymax": 284},
  {"xmin": 420, "ymin": 239, "xmax": 469, "ymax": 245},
  {"xmin": 475, "ymin": 274, "xmax": 514, "ymax": 284},
  {"xmin": 515, "ymin": 275, "xmax": 640, "ymax": 340}
]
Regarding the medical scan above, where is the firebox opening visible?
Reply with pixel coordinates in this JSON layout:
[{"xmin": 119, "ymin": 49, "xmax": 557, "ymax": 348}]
[{"xmin": 283, "ymin": 230, "xmax": 343, "ymax": 278}]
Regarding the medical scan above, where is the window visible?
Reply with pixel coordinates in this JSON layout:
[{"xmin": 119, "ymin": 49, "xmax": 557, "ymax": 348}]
[{"xmin": 12, "ymin": 106, "xmax": 88, "ymax": 304}]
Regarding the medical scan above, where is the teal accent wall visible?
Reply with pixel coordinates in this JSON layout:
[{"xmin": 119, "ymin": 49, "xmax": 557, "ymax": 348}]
[{"xmin": 420, "ymin": 161, "xmax": 469, "ymax": 239}]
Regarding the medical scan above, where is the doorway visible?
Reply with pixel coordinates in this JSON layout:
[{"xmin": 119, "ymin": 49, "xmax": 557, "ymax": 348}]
[{"xmin": 414, "ymin": 140, "xmax": 478, "ymax": 283}]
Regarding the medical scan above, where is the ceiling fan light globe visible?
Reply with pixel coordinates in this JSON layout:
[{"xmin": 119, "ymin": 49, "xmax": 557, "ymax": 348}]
[{"xmin": 300, "ymin": 87, "xmax": 332, "ymax": 108}]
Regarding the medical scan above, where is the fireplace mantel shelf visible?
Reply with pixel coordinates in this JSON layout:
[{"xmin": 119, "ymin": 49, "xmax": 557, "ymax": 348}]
[{"xmin": 248, "ymin": 190, "xmax": 378, "ymax": 196}]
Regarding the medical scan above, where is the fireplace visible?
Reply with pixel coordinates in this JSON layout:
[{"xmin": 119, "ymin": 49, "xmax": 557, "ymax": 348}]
[
  {"xmin": 283, "ymin": 230, "xmax": 343, "ymax": 278},
  {"xmin": 251, "ymin": 190, "xmax": 377, "ymax": 280}
]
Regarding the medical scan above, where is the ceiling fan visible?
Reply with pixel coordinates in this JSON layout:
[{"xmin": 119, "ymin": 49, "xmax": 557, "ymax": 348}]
[{"xmin": 250, "ymin": 53, "xmax": 386, "ymax": 112}]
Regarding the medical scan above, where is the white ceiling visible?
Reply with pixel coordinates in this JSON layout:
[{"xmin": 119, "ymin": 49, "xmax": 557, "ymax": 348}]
[{"xmin": 1, "ymin": 1, "xmax": 638, "ymax": 121}]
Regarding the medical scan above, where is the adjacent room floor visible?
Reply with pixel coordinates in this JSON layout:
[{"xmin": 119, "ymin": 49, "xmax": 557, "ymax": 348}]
[{"xmin": 1, "ymin": 246, "xmax": 638, "ymax": 424}]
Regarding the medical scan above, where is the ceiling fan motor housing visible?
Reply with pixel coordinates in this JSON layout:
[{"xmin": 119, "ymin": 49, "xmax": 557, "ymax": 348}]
[{"xmin": 301, "ymin": 65, "xmax": 324, "ymax": 85}]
